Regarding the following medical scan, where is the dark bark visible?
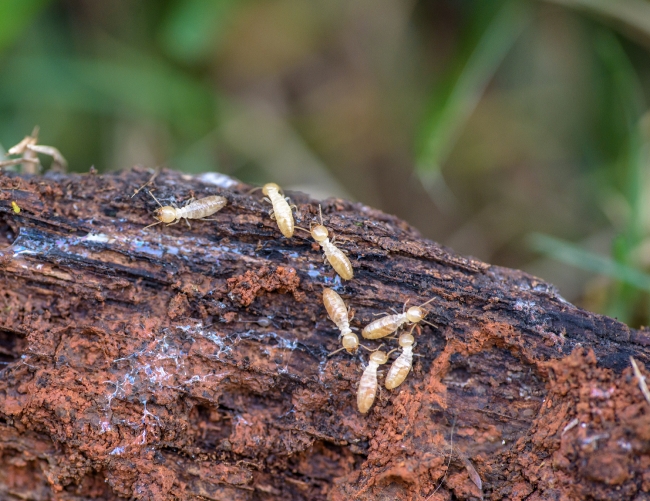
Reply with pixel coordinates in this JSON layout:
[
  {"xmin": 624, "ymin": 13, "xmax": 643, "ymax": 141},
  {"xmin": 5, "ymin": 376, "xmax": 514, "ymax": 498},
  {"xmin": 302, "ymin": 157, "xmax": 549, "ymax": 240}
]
[{"xmin": 0, "ymin": 167, "xmax": 649, "ymax": 500}]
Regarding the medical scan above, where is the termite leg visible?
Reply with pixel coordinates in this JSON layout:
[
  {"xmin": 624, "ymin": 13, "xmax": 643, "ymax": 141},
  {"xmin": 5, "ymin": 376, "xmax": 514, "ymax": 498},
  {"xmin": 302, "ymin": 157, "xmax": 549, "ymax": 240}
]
[
  {"xmin": 327, "ymin": 346, "xmax": 347, "ymax": 357},
  {"xmin": 263, "ymin": 197, "xmax": 272, "ymax": 204},
  {"xmin": 269, "ymin": 211, "xmax": 276, "ymax": 220},
  {"xmin": 143, "ymin": 220, "xmax": 162, "ymax": 230},
  {"xmin": 184, "ymin": 218, "xmax": 192, "ymax": 229},
  {"xmin": 284, "ymin": 196, "xmax": 297, "ymax": 210}
]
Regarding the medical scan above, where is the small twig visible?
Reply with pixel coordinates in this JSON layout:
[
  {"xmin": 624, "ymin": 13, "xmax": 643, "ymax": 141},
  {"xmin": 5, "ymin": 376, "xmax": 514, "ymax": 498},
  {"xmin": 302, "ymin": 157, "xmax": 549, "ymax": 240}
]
[
  {"xmin": 630, "ymin": 357, "xmax": 650, "ymax": 406},
  {"xmin": 131, "ymin": 169, "xmax": 159, "ymax": 198},
  {"xmin": 461, "ymin": 456, "xmax": 482, "ymax": 498},
  {"xmin": 561, "ymin": 417, "xmax": 579, "ymax": 436},
  {"xmin": 426, "ymin": 415, "xmax": 456, "ymax": 501}
]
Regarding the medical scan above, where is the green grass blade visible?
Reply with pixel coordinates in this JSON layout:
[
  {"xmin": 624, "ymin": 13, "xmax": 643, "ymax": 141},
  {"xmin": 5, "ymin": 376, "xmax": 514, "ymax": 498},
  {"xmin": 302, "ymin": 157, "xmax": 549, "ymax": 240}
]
[
  {"xmin": 0, "ymin": 0, "xmax": 50, "ymax": 52},
  {"xmin": 0, "ymin": 55, "xmax": 217, "ymax": 138},
  {"xmin": 545, "ymin": 0, "xmax": 650, "ymax": 41},
  {"xmin": 160, "ymin": 0, "xmax": 236, "ymax": 62},
  {"xmin": 415, "ymin": 0, "xmax": 530, "ymax": 188},
  {"xmin": 529, "ymin": 233, "xmax": 650, "ymax": 292}
]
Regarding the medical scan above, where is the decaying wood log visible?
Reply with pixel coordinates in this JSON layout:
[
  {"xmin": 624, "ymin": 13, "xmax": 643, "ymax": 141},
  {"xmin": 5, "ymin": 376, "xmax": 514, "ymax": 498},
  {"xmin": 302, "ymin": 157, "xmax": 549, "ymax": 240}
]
[{"xmin": 1, "ymin": 167, "xmax": 649, "ymax": 500}]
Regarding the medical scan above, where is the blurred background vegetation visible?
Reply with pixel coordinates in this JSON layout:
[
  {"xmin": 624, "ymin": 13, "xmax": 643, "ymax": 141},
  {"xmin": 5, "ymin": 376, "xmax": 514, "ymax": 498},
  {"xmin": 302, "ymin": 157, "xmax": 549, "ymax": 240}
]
[{"xmin": 2, "ymin": 0, "xmax": 650, "ymax": 327}]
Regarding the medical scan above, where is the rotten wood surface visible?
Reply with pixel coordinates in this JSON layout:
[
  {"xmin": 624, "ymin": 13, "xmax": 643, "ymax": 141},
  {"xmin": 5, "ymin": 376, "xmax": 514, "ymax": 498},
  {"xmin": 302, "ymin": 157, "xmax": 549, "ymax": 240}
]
[{"xmin": 1, "ymin": 167, "xmax": 649, "ymax": 501}]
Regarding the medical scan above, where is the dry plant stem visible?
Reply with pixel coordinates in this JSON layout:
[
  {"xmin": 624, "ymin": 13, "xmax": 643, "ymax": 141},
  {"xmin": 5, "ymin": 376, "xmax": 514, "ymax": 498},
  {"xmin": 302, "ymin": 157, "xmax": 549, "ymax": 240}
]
[
  {"xmin": 131, "ymin": 169, "xmax": 159, "ymax": 197},
  {"xmin": 0, "ymin": 167, "xmax": 649, "ymax": 501},
  {"xmin": 630, "ymin": 356, "xmax": 650, "ymax": 406}
]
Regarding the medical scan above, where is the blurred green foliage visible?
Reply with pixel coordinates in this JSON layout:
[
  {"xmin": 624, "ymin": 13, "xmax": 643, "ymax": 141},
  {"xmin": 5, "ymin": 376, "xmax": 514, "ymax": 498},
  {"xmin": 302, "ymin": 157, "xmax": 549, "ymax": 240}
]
[{"xmin": 2, "ymin": 0, "xmax": 650, "ymax": 326}]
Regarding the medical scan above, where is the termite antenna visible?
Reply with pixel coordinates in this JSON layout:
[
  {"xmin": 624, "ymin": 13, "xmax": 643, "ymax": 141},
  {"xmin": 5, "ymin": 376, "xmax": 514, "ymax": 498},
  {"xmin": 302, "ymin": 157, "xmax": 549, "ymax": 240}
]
[
  {"xmin": 147, "ymin": 189, "xmax": 164, "ymax": 208},
  {"xmin": 419, "ymin": 296, "xmax": 437, "ymax": 308},
  {"xmin": 318, "ymin": 204, "xmax": 324, "ymax": 225},
  {"xmin": 420, "ymin": 319, "xmax": 436, "ymax": 328},
  {"xmin": 293, "ymin": 226, "xmax": 314, "ymax": 242},
  {"xmin": 327, "ymin": 346, "xmax": 347, "ymax": 357},
  {"xmin": 143, "ymin": 220, "xmax": 162, "ymax": 230},
  {"xmin": 359, "ymin": 344, "xmax": 376, "ymax": 352},
  {"xmin": 246, "ymin": 186, "xmax": 261, "ymax": 195}
]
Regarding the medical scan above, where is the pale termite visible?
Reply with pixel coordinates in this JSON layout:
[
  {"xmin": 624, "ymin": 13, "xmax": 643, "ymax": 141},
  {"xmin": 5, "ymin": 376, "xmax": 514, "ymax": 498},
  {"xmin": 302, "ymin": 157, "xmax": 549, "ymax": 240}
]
[
  {"xmin": 143, "ymin": 190, "xmax": 227, "ymax": 229},
  {"xmin": 262, "ymin": 183, "xmax": 295, "ymax": 238},
  {"xmin": 385, "ymin": 329, "xmax": 415, "ymax": 389},
  {"xmin": 322, "ymin": 287, "xmax": 359, "ymax": 355},
  {"xmin": 303, "ymin": 206, "xmax": 353, "ymax": 280},
  {"xmin": 362, "ymin": 297, "xmax": 436, "ymax": 340},
  {"xmin": 357, "ymin": 350, "xmax": 390, "ymax": 414}
]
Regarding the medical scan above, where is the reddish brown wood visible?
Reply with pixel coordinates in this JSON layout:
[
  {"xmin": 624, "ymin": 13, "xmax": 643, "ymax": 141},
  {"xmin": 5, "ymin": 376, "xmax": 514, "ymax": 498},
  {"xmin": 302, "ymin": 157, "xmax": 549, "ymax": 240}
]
[{"xmin": 0, "ymin": 167, "xmax": 649, "ymax": 500}]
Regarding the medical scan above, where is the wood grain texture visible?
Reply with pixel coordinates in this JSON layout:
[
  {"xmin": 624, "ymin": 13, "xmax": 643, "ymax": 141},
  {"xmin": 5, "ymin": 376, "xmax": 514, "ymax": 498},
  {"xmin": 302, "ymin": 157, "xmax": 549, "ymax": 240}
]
[{"xmin": 0, "ymin": 167, "xmax": 649, "ymax": 500}]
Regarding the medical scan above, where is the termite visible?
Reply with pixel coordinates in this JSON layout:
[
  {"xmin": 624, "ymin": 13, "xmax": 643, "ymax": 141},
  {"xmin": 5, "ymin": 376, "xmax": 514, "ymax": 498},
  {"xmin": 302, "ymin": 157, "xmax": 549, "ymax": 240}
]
[
  {"xmin": 385, "ymin": 329, "xmax": 415, "ymax": 389},
  {"xmin": 357, "ymin": 350, "xmax": 390, "ymax": 414},
  {"xmin": 362, "ymin": 297, "xmax": 435, "ymax": 340},
  {"xmin": 143, "ymin": 190, "xmax": 227, "ymax": 229},
  {"xmin": 322, "ymin": 288, "xmax": 359, "ymax": 355},
  {"xmin": 300, "ymin": 206, "xmax": 353, "ymax": 280},
  {"xmin": 261, "ymin": 183, "xmax": 295, "ymax": 238}
]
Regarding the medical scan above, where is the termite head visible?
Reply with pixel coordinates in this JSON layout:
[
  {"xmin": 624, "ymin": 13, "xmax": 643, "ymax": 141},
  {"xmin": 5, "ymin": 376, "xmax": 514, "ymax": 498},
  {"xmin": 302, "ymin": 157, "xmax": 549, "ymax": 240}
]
[
  {"xmin": 154, "ymin": 206, "xmax": 177, "ymax": 223},
  {"xmin": 311, "ymin": 224, "xmax": 329, "ymax": 242},
  {"xmin": 398, "ymin": 332, "xmax": 415, "ymax": 348},
  {"xmin": 406, "ymin": 306, "xmax": 424, "ymax": 323},
  {"xmin": 369, "ymin": 350, "xmax": 389, "ymax": 365},
  {"xmin": 342, "ymin": 332, "xmax": 358, "ymax": 352},
  {"xmin": 262, "ymin": 183, "xmax": 280, "ymax": 196}
]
